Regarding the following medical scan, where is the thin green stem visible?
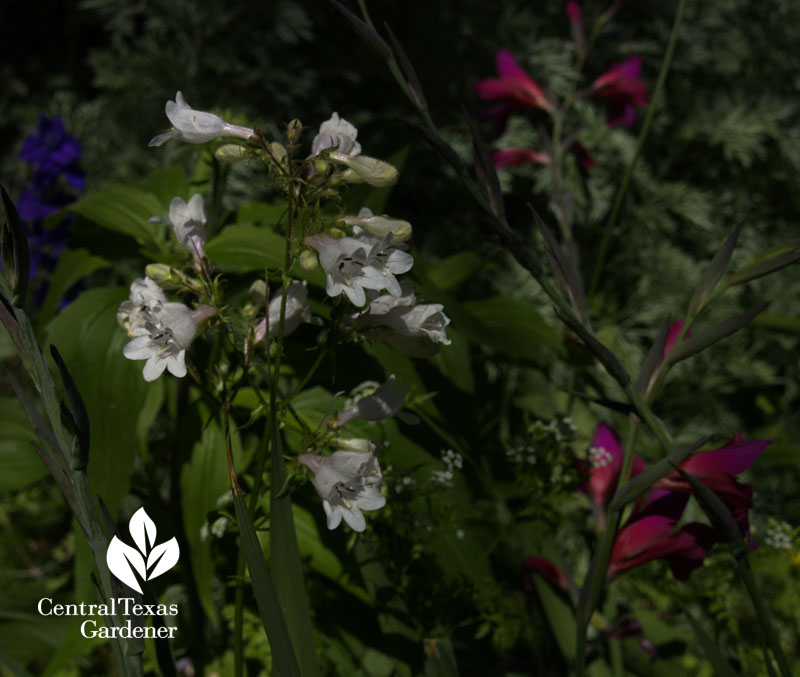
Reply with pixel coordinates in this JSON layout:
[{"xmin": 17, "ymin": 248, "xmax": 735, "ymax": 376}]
[
  {"xmin": 233, "ymin": 548, "xmax": 245, "ymax": 677},
  {"xmin": 736, "ymin": 560, "xmax": 793, "ymax": 677},
  {"xmin": 588, "ymin": 0, "xmax": 688, "ymax": 296}
]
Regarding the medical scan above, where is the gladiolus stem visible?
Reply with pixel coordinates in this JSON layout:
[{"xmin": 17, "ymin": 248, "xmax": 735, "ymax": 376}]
[
  {"xmin": 588, "ymin": 0, "xmax": 688, "ymax": 296},
  {"xmin": 737, "ymin": 560, "xmax": 793, "ymax": 677},
  {"xmin": 575, "ymin": 421, "xmax": 638, "ymax": 675}
]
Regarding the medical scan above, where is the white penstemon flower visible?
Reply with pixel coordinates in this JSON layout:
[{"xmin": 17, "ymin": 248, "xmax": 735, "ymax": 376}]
[
  {"xmin": 117, "ymin": 278, "xmax": 214, "ymax": 382},
  {"xmin": 149, "ymin": 91, "xmax": 256, "ymax": 147},
  {"xmin": 253, "ymin": 280, "xmax": 313, "ymax": 342},
  {"xmin": 355, "ymin": 281, "xmax": 451, "ymax": 357},
  {"xmin": 335, "ymin": 374, "xmax": 411, "ymax": 427},
  {"xmin": 311, "ymin": 112, "xmax": 361, "ymax": 157},
  {"xmin": 167, "ymin": 194, "xmax": 207, "ymax": 268},
  {"xmin": 297, "ymin": 450, "xmax": 386, "ymax": 532},
  {"xmin": 304, "ymin": 234, "xmax": 413, "ymax": 307}
]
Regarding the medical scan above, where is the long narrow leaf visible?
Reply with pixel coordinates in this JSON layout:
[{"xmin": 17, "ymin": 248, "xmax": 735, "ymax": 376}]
[
  {"xmin": 635, "ymin": 316, "xmax": 672, "ymax": 395},
  {"xmin": 687, "ymin": 222, "xmax": 742, "ymax": 316},
  {"xmin": 424, "ymin": 637, "xmax": 460, "ymax": 677},
  {"xmin": 227, "ymin": 448, "xmax": 302, "ymax": 677},
  {"xmin": 666, "ymin": 302, "xmax": 769, "ymax": 365},
  {"xmin": 463, "ymin": 106, "xmax": 505, "ymax": 221},
  {"xmin": 608, "ymin": 435, "xmax": 714, "ymax": 511},
  {"xmin": 269, "ymin": 413, "xmax": 322, "ymax": 677}
]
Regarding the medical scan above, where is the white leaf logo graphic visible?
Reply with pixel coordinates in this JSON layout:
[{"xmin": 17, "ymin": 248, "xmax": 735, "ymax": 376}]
[{"xmin": 106, "ymin": 507, "xmax": 180, "ymax": 592}]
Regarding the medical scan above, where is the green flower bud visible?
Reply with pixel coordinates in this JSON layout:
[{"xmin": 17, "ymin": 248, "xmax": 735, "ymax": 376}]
[
  {"xmin": 329, "ymin": 152, "xmax": 399, "ymax": 187},
  {"xmin": 331, "ymin": 437, "xmax": 375, "ymax": 453},
  {"xmin": 344, "ymin": 212, "xmax": 412, "ymax": 242},
  {"xmin": 214, "ymin": 144, "xmax": 248, "ymax": 164},
  {"xmin": 299, "ymin": 249, "xmax": 318, "ymax": 272},
  {"xmin": 249, "ymin": 279, "xmax": 267, "ymax": 306},
  {"xmin": 145, "ymin": 263, "xmax": 181, "ymax": 287},
  {"xmin": 269, "ymin": 142, "xmax": 288, "ymax": 166},
  {"xmin": 287, "ymin": 119, "xmax": 303, "ymax": 143}
]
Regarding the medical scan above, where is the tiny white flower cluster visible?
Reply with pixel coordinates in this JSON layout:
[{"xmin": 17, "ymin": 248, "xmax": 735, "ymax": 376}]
[
  {"xmin": 588, "ymin": 445, "xmax": 614, "ymax": 469},
  {"xmin": 764, "ymin": 519, "xmax": 794, "ymax": 550},
  {"xmin": 506, "ymin": 444, "xmax": 538, "ymax": 465},
  {"xmin": 393, "ymin": 475, "xmax": 417, "ymax": 494},
  {"xmin": 117, "ymin": 278, "xmax": 213, "ymax": 382},
  {"xmin": 430, "ymin": 449, "xmax": 463, "ymax": 488}
]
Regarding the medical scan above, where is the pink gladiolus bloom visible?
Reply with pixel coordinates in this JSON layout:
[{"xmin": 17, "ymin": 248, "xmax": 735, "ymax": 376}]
[
  {"xmin": 492, "ymin": 148, "xmax": 551, "ymax": 169},
  {"xmin": 582, "ymin": 423, "xmax": 646, "ymax": 507},
  {"xmin": 607, "ymin": 491, "xmax": 718, "ymax": 580},
  {"xmin": 656, "ymin": 435, "xmax": 770, "ymax": 546},
  {"xmin": 589, "ymin": 55, "xmax": 649, "ymax": 127},
  {"xmin": 475, "ymin": 50, "xmax": 553, "ymax": 130}
]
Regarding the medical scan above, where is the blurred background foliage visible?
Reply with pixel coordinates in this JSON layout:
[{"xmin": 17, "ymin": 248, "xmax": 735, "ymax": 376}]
[{"xmin": 1, "ymin": 0, "xmax": 800, "ymax": 675}]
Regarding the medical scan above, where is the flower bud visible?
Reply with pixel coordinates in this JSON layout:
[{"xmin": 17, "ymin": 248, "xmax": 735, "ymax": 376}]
[
  {"xmin": 145, "ymin": 263, "xmax": 183, "ymax": 288},
  {"xmin": 331, "ymin": 438, "xmax": 376, "ymax": 453},
  {"xmin": 313, "ymin": 158, "xmax": 329, "ymax": 175},
  {"xmin": 269, "ymin": 142, "xmax": 288, "ymax": 166},
  {"xmin": 299, "ymin": 249, "xmax": 319, "ymax": 272},
  {"xmin": 214, "ymin": 144, "xmax": 248, "ymax": 164},
  {"xmin": 344, "ymin": 212, "xmax": 412, "ymax": 242},
  {"xmin": 329, "ymin": 152, "xmax": 399, "ymax": 187},
  {"xmin": 287, "ymin": 119, "xmax": 303, "ymax": 143},
  {"xmin": 249, "ymin": 279, "xmax": 267, "ymax": 306}
]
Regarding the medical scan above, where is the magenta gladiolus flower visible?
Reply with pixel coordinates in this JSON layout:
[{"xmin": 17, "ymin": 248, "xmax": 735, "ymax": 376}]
[
  {"xmin": 492, "ymin": 148, "xmax": 551, "ymax": 169},
  {"xmin": 607, "ymin": 491, "xmax": 718, "ymax": 580},
  {"xmin": 589, "ymin": 55, "xmax": 649, "ymax": 127},
  {"xmin": 475, "ymin": 49, "xmax": 553, "ymax": 130},
  {"xmin": 656, "ymin": 435, "xmax": 770, "ymax": 546},
  {"xmin": 582, "ymin": 423, "xmax": 646, "ymax": 508}
]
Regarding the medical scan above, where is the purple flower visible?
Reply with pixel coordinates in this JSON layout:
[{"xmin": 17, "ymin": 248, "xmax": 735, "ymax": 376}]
[{"xmin": 20, "ymin": 116, "xmax": 83, "ymax": 175}]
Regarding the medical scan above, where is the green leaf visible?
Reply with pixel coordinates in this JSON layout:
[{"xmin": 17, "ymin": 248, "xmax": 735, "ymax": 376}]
[
  {"xmin": 723, "ymin": 239, "xmax": 800, "ymax": 288},
  {"xmin": 427, "ymin": 251, "xmax": 483, "ymax": 291},
  {"xmin": 46, "ymin": 287, "xmax": 154, "ymax": 514},
  {"xmin": 430, "ymin": 328, "xmax": 474, "ymax": 394},
  {"xmin": 40, "ymin": 249, "xmax": 108, "ymax": 321},
  {"xmin": 49, "ymin": 345, "xmax": 91, "ymax": 468},
  {"xmin": 293, "ymin": 504, "xmax": 370, "ymax": 604},
  {"xmin": 424, "ymin": 637, "xmax": 459, "ymax": 677},
  {"xmin": 687, "ymin": 223, "xmax": 741, "ymax": 316},
  {"xmin": 229, "ymin": 459, "xmax": 301, "ymax": 677},
  {"xmin": 0, "ymin": 397, "xmax": 49, "ymax": 491},
  {"xmin": 70, "ymin": 185, "xmax": 163, "ymax": 244},
  {"xmin": 608, "ymin": 435, "xmax": 715, "ymax": 512},
  {"xmin": 136, "ymin": 165, "xmax": 187, "ymax": 205},
  {"xmin": 751, "ymin": 313, "xmax": 800, "ymax": 336},
  {"xmin": 665, "ymin": 302, "xmax": 769, "ymax": 365},
  {"xmin": 1, "ymin": 186, "xmax": 30, "ymax": 305},
  {"xmin": 270, "ymin": 410, "xmax": 322, "ymax": 677},
  {"xmin": 680, "ymin": 606, "xmax": 741, "ymax": 677},
  {"xmin": 204, "ymin": 224, "xmax": 286, "ymax": 272},
  {"xmin": 181, "ymin": 419, "xmax": 243, "ymax": 627},
  {"xmin": 533, "ymin": 576, "xmax": 576, "ymax": 662},
  {"xmin": 460, "ymin": 295, "xmax": 564, "ymax": 362}
]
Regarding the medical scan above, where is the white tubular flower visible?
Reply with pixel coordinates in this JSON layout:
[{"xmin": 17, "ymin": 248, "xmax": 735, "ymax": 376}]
[
  {"xmin": 344, "ymin": 207, "xmax": 413, "ymax": 243},
  {"xmin": 149, "ymin": 91, "xmax": 256, "ymax": 147},
  {"xmin": 297, "ymin": 450, "xmax": 385, "ymax": 532},
  {"xmin": 357, "ymin": 284, "xmax": 451, "ymax": 358},
  {"xmin": 117, "ymin": 277, "xmax": 168, "ymax": 336},
  {"xmin": 168, "ymin": 194, "xmax": 207, "ymax": 267},
  {"xmin": 311, "ymin": 112, "xmax": 361, "ymax": 157},
  {"xmin": 335, "ymin": 374, "xmax": 408, "ymax": 427},
  {"xmin": 118, "ymin": 277, "xmax": 214, "ymax": 382},
  {"xmin": 305, "ymin": 234, "xmax": 412, "ymax": 307},
  {"xmin": 253, "ymin": 280, "xmax": 312, "ymax": 342}
]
